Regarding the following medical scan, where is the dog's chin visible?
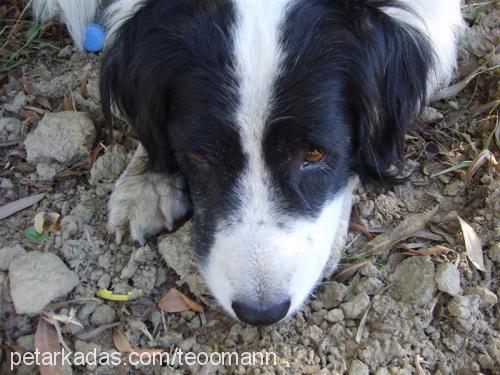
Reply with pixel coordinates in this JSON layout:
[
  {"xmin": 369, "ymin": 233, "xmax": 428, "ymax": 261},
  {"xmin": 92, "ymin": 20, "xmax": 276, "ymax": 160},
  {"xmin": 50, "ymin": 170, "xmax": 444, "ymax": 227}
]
[{"xmin": 198, "ymin": 179, "xmax": 357, "ymax": 325}]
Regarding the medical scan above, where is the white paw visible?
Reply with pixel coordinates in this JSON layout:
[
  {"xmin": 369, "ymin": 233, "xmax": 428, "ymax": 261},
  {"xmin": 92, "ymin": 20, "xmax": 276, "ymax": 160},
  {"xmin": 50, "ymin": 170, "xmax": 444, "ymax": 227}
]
[{"xmin": 107, "ymin": 146, "xmax": 191, "ymax": 244}]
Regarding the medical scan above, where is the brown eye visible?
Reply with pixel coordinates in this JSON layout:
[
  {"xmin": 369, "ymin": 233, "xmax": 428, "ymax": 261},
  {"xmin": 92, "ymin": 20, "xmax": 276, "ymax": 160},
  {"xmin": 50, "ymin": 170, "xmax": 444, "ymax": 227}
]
[
  {"xmin": 304, "ymin": 148, "xmax": 325, "ymax": 165},
  {"xmin": 187, "ymin": 151, "xmax": 207, "ymax": 164}
]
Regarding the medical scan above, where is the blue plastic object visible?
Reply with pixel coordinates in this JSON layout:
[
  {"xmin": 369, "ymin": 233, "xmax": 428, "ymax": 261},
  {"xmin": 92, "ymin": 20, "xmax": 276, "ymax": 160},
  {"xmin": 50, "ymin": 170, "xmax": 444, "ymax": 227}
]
[{"xmin": 84, "ymin": 23, "xmax": 105, "ymax": 52}]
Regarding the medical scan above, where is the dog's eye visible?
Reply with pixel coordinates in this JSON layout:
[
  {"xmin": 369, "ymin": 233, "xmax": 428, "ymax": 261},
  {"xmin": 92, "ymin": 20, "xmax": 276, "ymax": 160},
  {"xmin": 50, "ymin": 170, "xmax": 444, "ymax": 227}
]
[
  {"xmin": 304, "ymin": 148, "xmax": 325, "ymax": 166},
  {"xmin": 187, "ymin": 151, "xmax": 208, "ymax": 164}
]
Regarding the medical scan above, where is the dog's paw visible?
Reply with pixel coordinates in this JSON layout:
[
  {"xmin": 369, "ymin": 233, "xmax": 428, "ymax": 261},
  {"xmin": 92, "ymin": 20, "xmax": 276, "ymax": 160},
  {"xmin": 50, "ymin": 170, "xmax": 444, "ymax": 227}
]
[{"xmin": 107, "ymin": 147, "xmax": 191, "ymax": 244}]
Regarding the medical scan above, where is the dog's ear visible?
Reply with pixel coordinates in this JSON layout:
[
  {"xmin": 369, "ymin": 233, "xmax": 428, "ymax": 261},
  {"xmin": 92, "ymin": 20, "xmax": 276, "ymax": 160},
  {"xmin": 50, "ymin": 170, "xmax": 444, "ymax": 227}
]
[
  {"xmin": 100, "ymin": 9, "xmax": 179, "ymax": 174},
  {"xmin": 349, "ymin": 7, "xmax": 433, "ymax": 181}
]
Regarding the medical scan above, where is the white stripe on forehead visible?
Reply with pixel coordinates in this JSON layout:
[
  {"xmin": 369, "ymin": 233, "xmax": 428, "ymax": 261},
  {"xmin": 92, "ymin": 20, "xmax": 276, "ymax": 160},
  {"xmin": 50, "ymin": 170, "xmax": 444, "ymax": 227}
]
[
  {"xmin": 231, "ymin": 0, "xmax": 294, "ymax": 219},
  {"xmin": 232, "ymin": 0, "xmax": 292, "ymax": 141}
]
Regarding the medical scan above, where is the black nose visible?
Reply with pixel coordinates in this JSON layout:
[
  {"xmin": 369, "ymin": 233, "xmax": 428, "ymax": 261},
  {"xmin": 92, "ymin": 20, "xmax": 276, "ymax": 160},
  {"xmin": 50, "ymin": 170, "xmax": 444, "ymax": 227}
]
[{"xmin": 232, "ymin": 299, "xmax": 291, "ymax": 326}]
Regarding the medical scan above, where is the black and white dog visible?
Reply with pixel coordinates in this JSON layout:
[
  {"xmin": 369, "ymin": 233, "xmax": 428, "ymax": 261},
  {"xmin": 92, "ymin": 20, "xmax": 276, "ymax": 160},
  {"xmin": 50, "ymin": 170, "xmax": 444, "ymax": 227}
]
[{"xmin": 35, "ymin": 0, "xmax": 463, "ymax": 326}]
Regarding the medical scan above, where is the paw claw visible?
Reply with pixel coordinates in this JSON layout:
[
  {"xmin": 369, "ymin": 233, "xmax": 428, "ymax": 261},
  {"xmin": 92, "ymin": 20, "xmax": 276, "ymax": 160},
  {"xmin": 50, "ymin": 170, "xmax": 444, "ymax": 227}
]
[{"xmin": 115, "ymin": 228, "xmax": 122, "ymax": 244}]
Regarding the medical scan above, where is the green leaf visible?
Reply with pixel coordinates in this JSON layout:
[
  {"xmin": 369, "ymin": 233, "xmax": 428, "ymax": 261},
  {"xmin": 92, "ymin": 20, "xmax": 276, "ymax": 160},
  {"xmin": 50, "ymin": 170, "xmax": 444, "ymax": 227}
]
[{"xmin": 25, "ymin": 226, "xmax": 49, "ymax": 241}]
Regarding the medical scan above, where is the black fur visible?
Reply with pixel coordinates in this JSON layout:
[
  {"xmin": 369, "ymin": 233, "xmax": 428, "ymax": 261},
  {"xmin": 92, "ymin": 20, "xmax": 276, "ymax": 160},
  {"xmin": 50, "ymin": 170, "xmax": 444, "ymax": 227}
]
[{"xmin": 100, "ymin": 0, "xmax": 433, "ymax": 252}]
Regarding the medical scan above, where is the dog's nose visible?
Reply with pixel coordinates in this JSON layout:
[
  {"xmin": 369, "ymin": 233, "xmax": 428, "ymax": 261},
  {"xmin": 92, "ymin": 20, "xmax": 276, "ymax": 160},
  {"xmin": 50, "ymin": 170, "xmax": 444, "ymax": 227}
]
[{"xmin": 232, "ymin": 299, "xmax": 291, "ymax": 326}]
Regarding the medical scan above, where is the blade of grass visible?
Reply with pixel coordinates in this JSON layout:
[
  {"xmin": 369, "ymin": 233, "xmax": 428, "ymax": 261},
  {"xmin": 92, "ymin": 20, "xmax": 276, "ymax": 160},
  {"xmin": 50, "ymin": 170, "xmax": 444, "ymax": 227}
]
[{"xmin": 430, "ymin": 161, "xmax": 471, "ymax": 178}]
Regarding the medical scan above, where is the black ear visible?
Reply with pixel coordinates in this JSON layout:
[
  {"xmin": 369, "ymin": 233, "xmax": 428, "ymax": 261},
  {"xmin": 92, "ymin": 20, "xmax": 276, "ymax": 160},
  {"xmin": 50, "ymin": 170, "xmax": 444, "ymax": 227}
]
[
  {"xmin": 349, "ymin": 5, "xmax": 433, "ymax": 181},
  {"xmin": 100, "ymin": 6, "xmax": 179, "ymax": 174}
]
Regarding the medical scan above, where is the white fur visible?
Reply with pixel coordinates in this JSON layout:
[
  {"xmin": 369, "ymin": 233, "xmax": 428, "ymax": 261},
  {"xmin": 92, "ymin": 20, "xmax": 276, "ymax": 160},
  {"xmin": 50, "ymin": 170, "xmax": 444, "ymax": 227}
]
[
  {"xmin": 382, "ymin": 0, "xmax": 465, "ymax": 93},
  {"xmin": 108, "ymin": 144, "xmax": 191, "ymax": 245},
  {"xmin": 200, "ymin": 0, "xmax": 354, "ymax": 318},
  {"xmin": 33, "ymin": 0, "xmax": 100, "ymax": 50},
  {"xmin": 104, "ymin": 0, "xmax": 147, "ymax": 45},
  {"xmin": 202, "ymin": 180, "xmax": 356, "ymax": 318}
]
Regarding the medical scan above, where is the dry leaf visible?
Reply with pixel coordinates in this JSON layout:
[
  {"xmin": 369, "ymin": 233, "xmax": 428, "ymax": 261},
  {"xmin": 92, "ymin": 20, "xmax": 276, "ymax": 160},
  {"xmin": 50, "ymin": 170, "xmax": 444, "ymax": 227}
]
[
  {"xmin": 402, "ymin": 245, "xmax": 454, "ymax": 257},
  {"xmin": 34, "ymin": 212, "xmax": 61, "ymax": 233},
  {"xmin": 80, "ymin": 74, "xmax": 89, "ymax": 97},
  {"xmin": 158, "ymin": 288, "xmax": 204, "ymax": 313},
  {"xmin": 34, "ymin": 212, "xmax": 46, "ymax": 234},
  {"xmin": 0, "ymin": 193, "xmax": 46, "ymax": 220},
  {"xmin": 457, "ymin": 215, "xmax": 485, "ymax": 272},
  {"xmin": 465, "ymin": 149, "xmax": 497, "ymax": 185},
  {"xmin": 112, "ymin": 328, "xmax": 164, "ymax": 356},
  {"xmin": 332, "ymin": 261, "xmax": 370, "ymax": 283},
  {"xmin": 359, "ymin": 206, "xmax": 439, "ymax": 257},
  {"xmin": 75, "ymin": 322, "xmax": 120, "ymax": 341},
  {"xmin": 34, "ymin": 319, "xmax": 62, "ymax": 375},
  {"xmin": 112, "ymin": 329, "xmax": 135, "ymax": 353},
  {"xmin": 35, "ymin": 96, "xmax": 52, "ymax": 111},
  {"xmin": 349, "ymin": 221, "xmax": 376, "ymax": 239},
  {"xmin": 63, "ymin": 96, "xmax": 73, "ymax": 111},
  {"xmin": 430, "ymin": 66, "xmax": 485, "ymax": 102},
  {"xmin": 20, "ymin": 76, "xmax": 33, "ymax": 95},
  {"xmin": 344, "ymin": 339, "xmax": 359, "ymax": 355},
  {"xmin": 44, "ymin": 309, "xmax": 83, "ymax": 328},
  {"xmin": 22, "ymin": 109, "xmax": 41, "ymax": 121},
  {"xmin": 414, "ymin": 355, "xmax": 425, "ymax": 375},
  {"xmin": 422, "ymin": 161, "xmax": 445, "ymax": 176},
  {"xmin": 24, "ymin": 106, "xmax": 46, "ymax": 115}
]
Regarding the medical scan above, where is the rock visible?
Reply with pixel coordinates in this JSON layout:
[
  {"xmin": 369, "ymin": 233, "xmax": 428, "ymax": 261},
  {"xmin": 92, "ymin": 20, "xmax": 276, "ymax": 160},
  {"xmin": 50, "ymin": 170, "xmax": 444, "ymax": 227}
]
[
  {"xmin": 465, "ymin": 287, "xmax": 498, "ymax": 308},
  {"xmin": 179, "ymin": 336, "xmax": 196, "ymax": 352},
  {"xmin": 240, "ymin": 326, "xmax": 258, "ymax": 344},
  {"xmin": 0, "ymin": 117, "xmax": 22, "ymax": 142},
  {"xmin": 349, "ymin": 359, "xmax": 369, "ymax": 375},
  {"xmin": 4, "ymin": 92, "xmax": 27, "ymax": 113},
  {"xmin": 9, "ymin": 251, "xmax": 79, "ymax": 314},
  {"xmin": 0, "ymin": 245, "xmax": 26, "ymax": 271},
  {"xmin": 71, "ymin": 203, "xmax": 93, "ymax": 225},
  {"xmin": 36, "ymin": 163, "xmax": 58, "ymax": 181},
  {"xmin": 24, "ymin": 111, "xmax": 96, "ymax": 164},
  {"xmin": 341, "ymin": 292, "xmax": 370, "ymax": 319},
  {"xmin": 74, "ymin": 340, "xmax": 102, "ymax": 356},
  {"xmin": 443, "ymin": 180, "xmax": 463, "ymax": 197},
  {"xmin": 0, "ymin": 177, "xmax": 14, "ymax": 190},
  {"xmin": 91, "ymin": 304, "xmax": 116, "ymax": 325},
  {"xmin": 320, "ymin": 281, "xmax": 348, "ymax": 309},
  {"xmin": 310, "ymin": 299, "xmax": 323, "ymax": 311},
  {"xmin": 121, "ymin": 245, "xmax": 153, "ymax": 279},
  {"xmin": 358, "ymin": 200, "xmax": 374, "ymax": 217},
  {"xmin": 61, "ymin": 216, "xmax": 78, "ymax": 239},
  {"xmin": 420, "ymin": 106, "xmax": 444, "ymax": 122},
  {"xmin": 353, "ymin": 277, "xmax": 383, "ymax": 295},
  {"xmin": 325, "ymin": 308, "xmax": 344, "ymax": 323},
  {"xmin": 375, "ymin": 193, "xmax": 402, "ymax": 218},
  {"xmin": 89, "ymin": 145, "xmax": 128, "ymax": 185},
  {"xmin": 97, "ymin": 273, "xmax": 111, "ymax": 289},
  {"xmin": 488, "ymin": 243, "xmax": 500, "ymax": 263},
  {"xmin": 159, "ymin": 332, "xmax": 184, "ymax": 347},
  {"xmin": 448, "ymin": 295, "xmax": 481, "ymax": 331},
  {"xmin": 443, "ymin": 333, "xmax": 465, "ymax": 352},
  {"xmin": 477, "ymin": 353, "xmax": 495, "ymax": 371},
  {"xmin": 17, "ymin": 335, "xmax": 35, "ymax": 352},
  {"xmin": 78, "ymin": 301, "xmax": 97, "ymax": 321},
  {"xmin": 389, "ymin": 256, "xmax": 436, "ymax": 306},
  {"xmin": 448, "ymin": 295, "xmax": 478, "ymax": 320},
  {"xmin": 158, "ymin": 222, "xmax": 207, "ymax": 298},
  {"xmin": 303, "ymin": 325, "xmax": 323, "ymax": 344},
  {"xmin": 360, "ymin": 263, "xmax": 379, "ymax": 278},
  {"xmin": 435, "ymin": 263, "xmax": 462, "ymax": 296}
]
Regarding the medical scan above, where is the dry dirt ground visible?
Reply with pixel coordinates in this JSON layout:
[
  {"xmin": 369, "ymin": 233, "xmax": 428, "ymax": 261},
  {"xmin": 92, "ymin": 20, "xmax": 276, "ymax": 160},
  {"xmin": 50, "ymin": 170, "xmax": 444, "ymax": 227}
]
[{"xmin": 0, "ymin": 2, "xmax": 499, "ymax": 374}]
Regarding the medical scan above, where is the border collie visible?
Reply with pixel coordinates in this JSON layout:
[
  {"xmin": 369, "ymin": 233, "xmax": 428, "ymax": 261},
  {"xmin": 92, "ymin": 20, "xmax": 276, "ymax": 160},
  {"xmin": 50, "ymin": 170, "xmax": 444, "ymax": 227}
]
[{"xmin": 34, "ymin": 0, "xmax": 464, "ymax": 326}]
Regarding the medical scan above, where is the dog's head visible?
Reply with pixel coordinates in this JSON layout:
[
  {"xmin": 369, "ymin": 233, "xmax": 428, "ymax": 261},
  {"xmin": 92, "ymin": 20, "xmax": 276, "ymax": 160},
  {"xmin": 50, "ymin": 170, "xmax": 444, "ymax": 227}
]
[{"xmin": 101, "ymin": 0, "xmax": 460, "ymax": 325}]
